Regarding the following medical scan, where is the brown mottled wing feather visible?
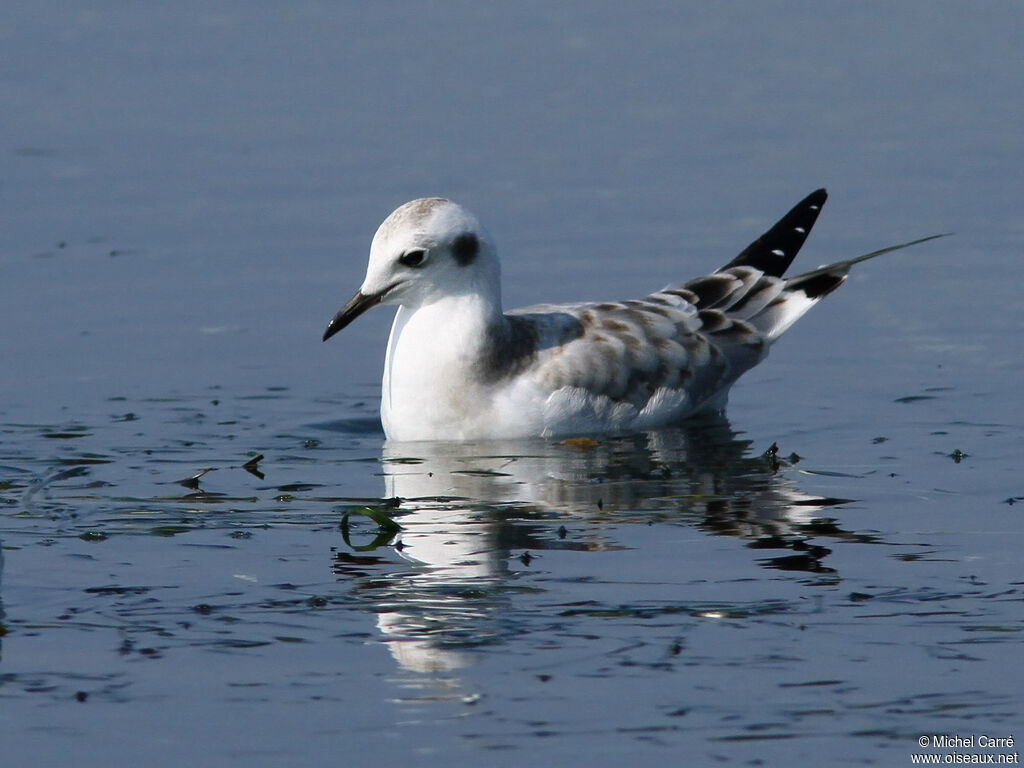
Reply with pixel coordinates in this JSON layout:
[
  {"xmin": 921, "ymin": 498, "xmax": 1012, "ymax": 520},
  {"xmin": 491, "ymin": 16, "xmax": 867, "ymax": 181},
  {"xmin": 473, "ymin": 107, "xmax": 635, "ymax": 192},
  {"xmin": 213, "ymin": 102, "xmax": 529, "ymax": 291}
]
[{"xmin": 509, "ymin": 279, "xmax": 770, "ymax": 414}]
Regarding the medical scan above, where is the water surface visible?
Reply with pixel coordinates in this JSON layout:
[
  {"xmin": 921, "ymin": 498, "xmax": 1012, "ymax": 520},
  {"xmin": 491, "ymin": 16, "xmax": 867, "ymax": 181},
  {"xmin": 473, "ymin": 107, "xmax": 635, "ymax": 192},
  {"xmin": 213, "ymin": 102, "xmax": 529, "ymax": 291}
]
[{"xmin": 2, "ymin": 3, "xmax": 1022, "ymax": 766}]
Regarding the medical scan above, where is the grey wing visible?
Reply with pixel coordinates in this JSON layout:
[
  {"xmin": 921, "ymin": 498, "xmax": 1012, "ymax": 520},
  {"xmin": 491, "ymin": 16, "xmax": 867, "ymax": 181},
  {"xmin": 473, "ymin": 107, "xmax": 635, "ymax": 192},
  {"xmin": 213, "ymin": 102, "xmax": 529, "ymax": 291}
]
[
  {"xmin": 502, "ymin": 187, "xmax": 944, "ymax": 415},
  {"xmin": 503, "ymin": 188, "xmax": 835, "ymax": 408},
  {"xmin": 508, "ymin": 284, "xmax": 770, "ymax": 413}
]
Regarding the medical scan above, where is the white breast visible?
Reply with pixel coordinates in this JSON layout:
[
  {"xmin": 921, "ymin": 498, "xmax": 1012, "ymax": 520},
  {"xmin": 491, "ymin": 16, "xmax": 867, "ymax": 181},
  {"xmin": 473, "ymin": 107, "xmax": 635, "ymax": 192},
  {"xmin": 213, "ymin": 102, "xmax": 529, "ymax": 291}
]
[{"xmin": 381, "ymin": 298, "xmax": 506, "ymax": 441}]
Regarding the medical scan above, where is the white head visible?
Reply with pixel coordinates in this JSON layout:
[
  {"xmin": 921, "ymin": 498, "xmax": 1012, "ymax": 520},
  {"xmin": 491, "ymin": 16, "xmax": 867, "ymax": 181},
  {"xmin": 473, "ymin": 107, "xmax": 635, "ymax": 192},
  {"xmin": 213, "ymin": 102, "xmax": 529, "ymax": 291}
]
[{"xmin": 323, "ymin": 198, "xmax": 500, "ymax": 341}]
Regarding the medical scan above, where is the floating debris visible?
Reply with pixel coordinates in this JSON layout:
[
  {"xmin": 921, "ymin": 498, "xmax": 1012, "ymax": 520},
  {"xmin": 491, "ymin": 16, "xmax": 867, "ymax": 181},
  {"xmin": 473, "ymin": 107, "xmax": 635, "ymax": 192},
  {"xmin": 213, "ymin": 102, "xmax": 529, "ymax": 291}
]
[
  {"xmin": 179, "ymin": 468, "xmax": 214, "ymax": 489},
  {"xmin": 339, "ymin": 505, "xmax": 402, "ymax": 552},
  {"xmin": 242, "ymin": 454, "xmax": 265, "ymax": 479},
  {"xmin": 560, "ymin": 437, "xmax": 600, "ymax": 449},
  {"xmin": 763, "ymin": 443, "xmax": 780, "ymax": 470}
]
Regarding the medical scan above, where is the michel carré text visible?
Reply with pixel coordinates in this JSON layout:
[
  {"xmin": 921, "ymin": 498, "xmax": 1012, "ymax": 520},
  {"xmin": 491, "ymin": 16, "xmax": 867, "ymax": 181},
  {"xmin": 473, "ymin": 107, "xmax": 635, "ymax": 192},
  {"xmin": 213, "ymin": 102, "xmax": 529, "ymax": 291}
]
[{"xmin": 930, "ymin": 735, "xmax": 1015, "ymax": 749}]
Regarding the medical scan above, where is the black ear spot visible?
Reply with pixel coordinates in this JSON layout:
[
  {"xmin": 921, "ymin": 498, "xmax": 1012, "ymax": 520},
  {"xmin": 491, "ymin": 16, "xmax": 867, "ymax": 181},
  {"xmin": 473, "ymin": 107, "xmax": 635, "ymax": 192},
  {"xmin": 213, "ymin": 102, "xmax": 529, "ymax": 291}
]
[{"xmin": 451, "ymin": 232, "xmax": 479, "ymax": 266}]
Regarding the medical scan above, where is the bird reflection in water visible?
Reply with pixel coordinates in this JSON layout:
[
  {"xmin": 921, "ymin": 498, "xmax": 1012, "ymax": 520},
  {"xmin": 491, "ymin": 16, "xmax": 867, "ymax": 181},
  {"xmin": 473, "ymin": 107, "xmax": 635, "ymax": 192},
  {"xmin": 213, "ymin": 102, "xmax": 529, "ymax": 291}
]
[{"xmin": 332, "ymin": 416, "xmax": 871, "ymax": 679}]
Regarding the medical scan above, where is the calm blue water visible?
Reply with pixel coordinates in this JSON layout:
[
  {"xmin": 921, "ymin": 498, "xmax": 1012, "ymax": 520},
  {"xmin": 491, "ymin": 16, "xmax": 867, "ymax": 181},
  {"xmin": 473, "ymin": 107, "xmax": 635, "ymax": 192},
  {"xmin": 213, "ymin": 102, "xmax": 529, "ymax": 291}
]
[{"xmin": 2, "ymin": 3, "xmax": 1022, "ymax": 766}]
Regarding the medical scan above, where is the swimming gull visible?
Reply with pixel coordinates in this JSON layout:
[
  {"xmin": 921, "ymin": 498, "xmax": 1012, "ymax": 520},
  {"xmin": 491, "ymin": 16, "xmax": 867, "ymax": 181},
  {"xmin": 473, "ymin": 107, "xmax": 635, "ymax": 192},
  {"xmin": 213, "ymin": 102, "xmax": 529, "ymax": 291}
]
[{"xmin": 323, "ymin": 190, "xmax": 943, "ymax": 441}]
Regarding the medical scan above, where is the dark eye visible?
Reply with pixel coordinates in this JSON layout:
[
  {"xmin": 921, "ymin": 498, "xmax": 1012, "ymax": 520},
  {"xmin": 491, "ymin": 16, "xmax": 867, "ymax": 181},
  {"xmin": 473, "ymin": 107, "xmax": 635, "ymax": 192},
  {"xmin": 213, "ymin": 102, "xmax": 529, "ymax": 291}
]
[{"xmin": 398, "ymin": 248, "xmax": 428, "ymax": 268}]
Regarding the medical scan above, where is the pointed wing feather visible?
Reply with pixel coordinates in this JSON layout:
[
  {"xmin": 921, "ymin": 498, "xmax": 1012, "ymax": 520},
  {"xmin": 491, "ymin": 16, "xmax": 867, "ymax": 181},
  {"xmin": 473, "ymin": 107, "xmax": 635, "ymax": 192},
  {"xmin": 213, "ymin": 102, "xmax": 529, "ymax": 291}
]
[{"xmin": 718, "ymin": 188, "xmax": 828, "ymax": 277}]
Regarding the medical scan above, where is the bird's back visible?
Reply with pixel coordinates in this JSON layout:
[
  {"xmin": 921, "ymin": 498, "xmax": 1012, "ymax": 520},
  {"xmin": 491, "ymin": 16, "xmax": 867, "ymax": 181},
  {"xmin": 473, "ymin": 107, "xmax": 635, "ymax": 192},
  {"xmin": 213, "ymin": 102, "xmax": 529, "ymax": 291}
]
[{"xmin": 492, "ymin": 190, "xmax": 838, "ymax": 435}]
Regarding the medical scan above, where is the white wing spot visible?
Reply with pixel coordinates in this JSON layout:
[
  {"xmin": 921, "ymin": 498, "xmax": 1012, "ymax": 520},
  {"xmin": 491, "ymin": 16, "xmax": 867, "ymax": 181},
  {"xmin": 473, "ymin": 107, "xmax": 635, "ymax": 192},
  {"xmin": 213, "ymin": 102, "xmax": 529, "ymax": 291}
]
[
  {"xmin": 771, "ymin": 249, "xmax": 785, "ymax": 256},
  {"xmin": 794, "ymin": 226, "xmax": 806, "ymax": 233}
]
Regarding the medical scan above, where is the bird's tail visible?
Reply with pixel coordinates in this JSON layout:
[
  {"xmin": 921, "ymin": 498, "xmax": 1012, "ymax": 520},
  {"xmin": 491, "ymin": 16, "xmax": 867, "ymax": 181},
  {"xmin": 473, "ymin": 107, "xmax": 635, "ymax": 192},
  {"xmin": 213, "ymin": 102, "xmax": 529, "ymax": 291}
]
[{"xmin": 748, "ymin": 233, "xmax": 950, "ymax": 342}]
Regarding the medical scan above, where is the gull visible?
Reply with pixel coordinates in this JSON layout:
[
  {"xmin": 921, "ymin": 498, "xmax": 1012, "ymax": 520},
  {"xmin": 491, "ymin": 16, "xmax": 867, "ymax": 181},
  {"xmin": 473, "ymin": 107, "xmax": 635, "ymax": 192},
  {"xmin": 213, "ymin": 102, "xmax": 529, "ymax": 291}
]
[{"xmin": 323, "ymin": 190, "xmax": 942, "ymax": 441}]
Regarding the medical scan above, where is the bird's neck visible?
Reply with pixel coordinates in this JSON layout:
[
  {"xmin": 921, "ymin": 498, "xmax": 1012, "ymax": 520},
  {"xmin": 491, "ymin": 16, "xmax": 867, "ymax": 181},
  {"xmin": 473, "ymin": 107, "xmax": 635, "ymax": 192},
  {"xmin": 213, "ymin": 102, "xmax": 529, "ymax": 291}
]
[
  {"xmin": 396, "ymin": 291, "xmax": 505, "ymax": 355},
  {"xmin": 382, "ymin": 292, "xmax": 508, "ymax": 440}
]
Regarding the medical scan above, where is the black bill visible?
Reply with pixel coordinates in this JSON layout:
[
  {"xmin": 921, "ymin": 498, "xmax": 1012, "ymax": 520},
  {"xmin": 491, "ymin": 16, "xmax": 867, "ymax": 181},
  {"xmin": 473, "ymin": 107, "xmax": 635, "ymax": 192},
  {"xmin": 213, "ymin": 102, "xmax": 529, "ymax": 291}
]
[{"xmin": 322, "ymin": 289, "xmax": 386, "ymax": 341}]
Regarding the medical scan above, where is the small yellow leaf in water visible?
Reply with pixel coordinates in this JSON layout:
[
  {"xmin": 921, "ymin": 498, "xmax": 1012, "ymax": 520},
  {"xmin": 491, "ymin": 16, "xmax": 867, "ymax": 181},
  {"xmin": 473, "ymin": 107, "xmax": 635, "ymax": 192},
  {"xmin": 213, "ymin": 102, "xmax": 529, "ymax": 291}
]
[{"xmin": 560, "ymin": 438, "xmax": 601, "ymax": 448}]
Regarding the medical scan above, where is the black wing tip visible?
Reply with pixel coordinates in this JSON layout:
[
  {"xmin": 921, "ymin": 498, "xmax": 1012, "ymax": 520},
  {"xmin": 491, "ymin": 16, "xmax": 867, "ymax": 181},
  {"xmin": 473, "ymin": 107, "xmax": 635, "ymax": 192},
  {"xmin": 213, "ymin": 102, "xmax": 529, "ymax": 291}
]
[
  {"xmin": 719, "ymin": 187, "xmax": 830, "ymax": 278},
  {"xmin": 790, "ymin": 271, "xmax": 847, "ymax": 300}
]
